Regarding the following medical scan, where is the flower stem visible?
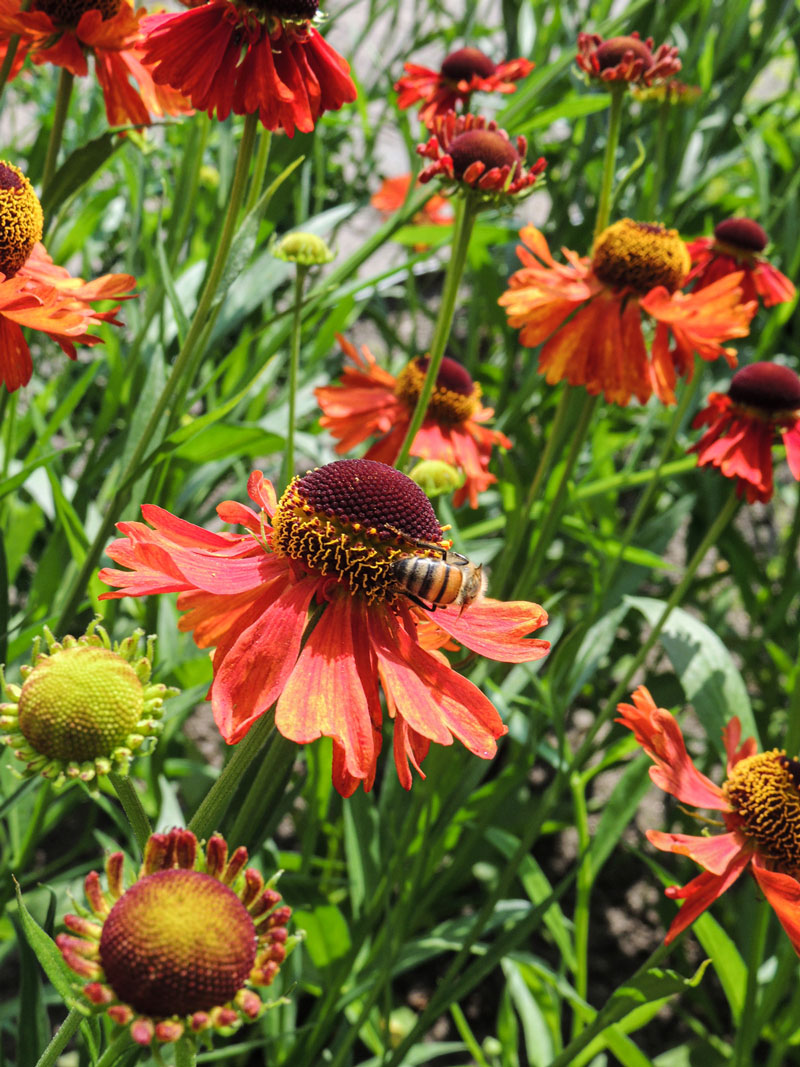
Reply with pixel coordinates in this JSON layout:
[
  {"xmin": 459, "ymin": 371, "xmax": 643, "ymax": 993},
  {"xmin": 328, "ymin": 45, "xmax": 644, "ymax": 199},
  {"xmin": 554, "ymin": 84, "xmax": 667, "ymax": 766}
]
[
  {"xmin": 731, "ymin": 897, "xmax": 771, "ymax": 1067},
  {"xmin": 109, "ymin": 773, "xmax": 152, "ymax": 853},
  {"xmin": 395, "ymin": 195, "xmax": 478, "ymax": 472},
  {"xmin": 42, "ymin": 68, "xmax": 74, "ymax": 197},
  {"xmin": 594, "ymin": 84, "xmax": 626, "ymax": 239},
  {"xmin": 574, "ymin": 486, "xmax": 740, "ymax": 768},
  {"xmin": 53, "ymin": 114, "xmax": 260, "ymax": 634},
  {"xmin": 243, "ymin": 129, "xmax": 272, "ymax": 215},
  {"xmin": 570, "ymin": 771, "xmax": 592, "ymax": 1039},
  {"xmin": 189, "ymin": 708, "xmax": 277, "ymax": 842},
  {"xmin": 94, "ymin": 1029, "xmax": 134, "ymax": 1067},
  {"xmin": 282, "ymin": 264, "xmax": 310, "ymax": 490},
  {"xmin": 34, "ymin": 1007, "xmax": 83, "ymax": 1067},
  {"xmin": 646, "ymin": 97, "xmax": 671, "ymax": 218}
]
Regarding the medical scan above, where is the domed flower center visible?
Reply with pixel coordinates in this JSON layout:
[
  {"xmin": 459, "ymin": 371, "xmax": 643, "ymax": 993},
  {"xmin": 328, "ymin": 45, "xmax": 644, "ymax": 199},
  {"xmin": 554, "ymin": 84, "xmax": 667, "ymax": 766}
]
[
  {"xmin": 99, "ymin": 869, "xmax": 257, "ymax": 1017},
  {"xmin": 251, "ymin": 0, "xmax": 319, "ymax": 18},
  {"xmin": 724, "ymin": 751, "xmax": 800, "ymax": 873},
  {"xmin": 728, "ymin": 362, "xmax": 800, "ymax": 415},
  {"xmin": 594, "ymin": 35, "xmax": 653, "ymax": 71},
  {"xmin": 34, "ymin": 0, "xmax": 121, "ymax": 24},
  {"xmin": 395, "ymin": 355, "xmax": 481, "ymax": 424},
  {"xmin": 592, "ymin": 219, "xmax": 690, "ymax": 294},
  {"xmin": 714, "ymin": 217, "xmax": 768, "ymax": 254},
  {"xmin": 0, "ymin": 161, "xmax": 43, "ymax": 279},
  {"xmin": 272, "ymin": 459, "xmax": 448, "ymax": 602},
  {"xmin": 17, "ymin": 646, "xmax": 144, "ymax": 762},
  {"xmin": 448, "ymin": 130, "xmax": 520, "ymax": 179},
  {"xmin": 440, "ymin": 46, "xmax": 496, "ymax": 82}
]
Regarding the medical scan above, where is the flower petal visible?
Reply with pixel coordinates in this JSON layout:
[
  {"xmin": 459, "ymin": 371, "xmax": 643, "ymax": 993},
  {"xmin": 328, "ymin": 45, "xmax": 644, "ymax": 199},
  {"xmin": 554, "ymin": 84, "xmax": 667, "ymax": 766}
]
[
  {"xmin": 751, "ymin": 857, "xmax": 800, "ymax": 957},
  {"xmin": 660, "ymin": 846, "xmax": 753, "ymax": 943},
  {"xmin": 646, "ymin": 829, "xmax": 746, "ymax": 875},
  {"xmin": 424, "ymin": 596, "xmax": 549, "ymax": 663}
]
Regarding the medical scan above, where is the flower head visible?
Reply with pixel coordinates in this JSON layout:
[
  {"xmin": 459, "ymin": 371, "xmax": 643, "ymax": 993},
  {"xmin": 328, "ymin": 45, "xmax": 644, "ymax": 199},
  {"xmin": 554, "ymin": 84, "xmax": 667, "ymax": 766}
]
[
  {"xmin": 56, "ymin": 828, "xmax": 293, "ymax": 1045},
  {"xmin": 395, "ymin": 45, "xmax": 533, "ymax": 128},
  {"xmin": 138, "ymin": 0, "xmax": 356, "ymax": 135},
  {"xmin": 617, "ymin": 686, "xmax": 800, "ymax": 956},
  {"xmin": 0, "ymin": 161, "xmax": 135, "ymax": 391},
  {"xmin": 0, "ymin": 0, "xmax": 192, "ymax": 126},
  {"xmin": 315, "ymin": 334, "xmax": 511, "ymax": 508},
  {"xmin": 417, "ymin": 112, "xmax": 546, "ymax": 207},
  {"xmin": 576, "ymin": 31, "xmax": 681, "ymax": 86},
  {"xmin": 690, "ymin": 362, "xmax": 800, "ymax": 503},
  {"xmin": 0, "ymin": 620, "xmax": 175, "ymax": 788},
  {"xmin": 687, "ymin": 217, "xmax": 796, "ymax": 308},
  {"xmin": 499, "ymin": 220, "xmax": 757, "ymax": 406},
  {"xmin": 272, "ymin": 231, "xmax": 334, "ymax": 267},
  {"xmin": 99, "ymin": 459, "xmax": 549, "ymax": 794}
]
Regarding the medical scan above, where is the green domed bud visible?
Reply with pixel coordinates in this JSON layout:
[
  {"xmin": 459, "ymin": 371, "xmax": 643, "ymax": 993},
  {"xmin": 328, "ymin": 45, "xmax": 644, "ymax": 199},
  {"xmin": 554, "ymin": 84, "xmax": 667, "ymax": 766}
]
[
  {"xmin": 272, "ymin": 231, "xmax": 335, "ymax": 267},
  {"xmin": 408, "ymin": 459, "xmax": 465, "ymax": 497}
]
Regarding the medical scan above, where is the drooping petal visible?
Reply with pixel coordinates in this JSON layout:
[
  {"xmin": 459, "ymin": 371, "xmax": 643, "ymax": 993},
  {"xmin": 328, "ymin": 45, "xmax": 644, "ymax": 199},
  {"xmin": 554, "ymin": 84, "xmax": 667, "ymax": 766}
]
[
  {"xmin": 646, "ymin": 829, "xmax": 747, "ymax": 875},
  {"xmin": 660, "ymin": 846, "xmax": 753, "ymax": 942}
]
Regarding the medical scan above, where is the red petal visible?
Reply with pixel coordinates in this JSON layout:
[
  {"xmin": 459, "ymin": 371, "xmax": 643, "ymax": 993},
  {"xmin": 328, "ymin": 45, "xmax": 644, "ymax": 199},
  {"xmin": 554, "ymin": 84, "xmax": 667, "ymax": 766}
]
[
  {"xmin": 751, "ymin": 857, "xmax": 800, "ymax": 956},
  {"xmin": 646, "ymin": 829, "xmax": 746, "ymax": 875},
  {"xmin": 661, "ymin": 847, "xmax": 753, "ymax": 942},
  {"xmin": 424, "ymin": 596, "xmax": 549, "ymax": 663}
]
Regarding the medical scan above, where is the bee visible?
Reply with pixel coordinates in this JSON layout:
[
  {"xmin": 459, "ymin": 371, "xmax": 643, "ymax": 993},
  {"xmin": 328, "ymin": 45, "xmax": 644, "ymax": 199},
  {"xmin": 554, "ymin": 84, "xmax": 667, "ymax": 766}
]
[{"xmin": 389, "ymin": 537, "xmax": 486, "ymax": 613}]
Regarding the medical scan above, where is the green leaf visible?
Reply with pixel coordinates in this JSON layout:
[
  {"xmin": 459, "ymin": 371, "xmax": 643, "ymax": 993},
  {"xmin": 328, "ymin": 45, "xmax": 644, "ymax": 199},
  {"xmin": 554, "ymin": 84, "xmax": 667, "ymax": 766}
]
[
  {"xmin": 292, "ymin": 904, "xmax": 351, "ymax": 969},
  {"xmin": 171, "ymin": 424, "xmax": 283, "ymax": 464},
  {"xmin": 14, "ymin": 882, "xmax": 79, "ymax": 1003},
  {"xmin": 41, "ymin": 131, "xmax": 122, "ymax": 217}
]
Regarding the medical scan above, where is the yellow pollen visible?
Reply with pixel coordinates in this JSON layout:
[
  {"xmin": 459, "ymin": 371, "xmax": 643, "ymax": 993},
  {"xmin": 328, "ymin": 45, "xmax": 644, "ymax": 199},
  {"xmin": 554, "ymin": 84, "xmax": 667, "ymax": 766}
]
[
  {"xmin": 592, "ymin": 218, "xmax": 690, "ymax": 294},
  {"xmin": 723, "ymin": 751, "xmax": 800, "ymax": 873},
  {"xmin": 0, "ymin": 162, "xmax": 43, "ymax": 278},
  {"xmin": 394, "ymin": 360, "xmax": 481, "ymax": 425}
]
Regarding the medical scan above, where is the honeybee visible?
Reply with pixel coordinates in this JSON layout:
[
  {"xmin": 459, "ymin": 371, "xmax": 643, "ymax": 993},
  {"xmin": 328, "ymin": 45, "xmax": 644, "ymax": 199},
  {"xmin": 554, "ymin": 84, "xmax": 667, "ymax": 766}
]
[{"xmin": 390, "ymin": 541, "xmax": 486, "ymax": 612}]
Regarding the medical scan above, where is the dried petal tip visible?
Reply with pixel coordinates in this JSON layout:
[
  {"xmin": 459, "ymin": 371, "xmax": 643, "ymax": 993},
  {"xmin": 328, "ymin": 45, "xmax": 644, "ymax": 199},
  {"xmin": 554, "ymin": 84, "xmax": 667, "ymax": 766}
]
[
  {"xmin": 728, "ymin": 363, "xmax": 800, "ymax": 413},
  {"xmin": 272, "ymin": 232, "xmax": 334, "ymax": 266},
  {"xmin": 714, "ymin": 217, "xmax": 768, "ymax": 253},
  {"xmin": 440, "ymin": 47, "xmax": 496, "ymax": 81},
  {"xmin": 0, "ymin": 161, "xmax": 43, "ymax": 278}
]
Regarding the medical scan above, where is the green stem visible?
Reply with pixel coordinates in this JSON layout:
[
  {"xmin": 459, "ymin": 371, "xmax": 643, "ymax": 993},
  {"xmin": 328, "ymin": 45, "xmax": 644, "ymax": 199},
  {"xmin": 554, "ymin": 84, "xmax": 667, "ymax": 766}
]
[
  {"xmin": 573, "ymin": 487, "xmax": 740, "ymax": 768},
  {"xmin": 570, "ymin": 771, "xmax": 592, "ymax": 1039},
  {"xmin": 243, "ymin": 129, "xmax": 272, "ymax": 215},
  {"xmin": 42, "ymin": 68, "xmax": 74, "ymax": 196},
  {"xmin": 227, "ymin": 729, "xmax": 297, "ymax": 849},
  {"xmin": 109, "ymin": 773, "xmax": 152, "ymax": 853},
  {"xmin": 513, "ymin": 392, "xmax": 598, "ymax": 597},
  {"xmin": 647, "ymin": 97, "xmax": 671, "ymax": 218},
  {"xmin": 395, "ymin": 195, "xmax": 478, "ymax": 472},
  {"xmin": 189, "ymin": 708, "xmax": 277, "ymax": 841},
  {"xmin": 731, "ymin": 897, "xmax": 771, "ymax": 1067},
  {"xmin": 0, "ymin": 36, "xmax": 20, "ymax": 109},
  {"xmin": 174, "ymin": 1034, "xmax": 197, "ymax": 1067},
  {"xmin": 95, "ymin": 1028, "xmax": 134, "ymax": 1067},
  {"xmin": 594, "ymin": 85, "xmax": 627, "ymax": 239},
  {"xmin": 34, "ymin": 1007, "xmax": 83, "ymax": 1067},
  {"xmin": 54, "ymin": 114, "xmax": 259, "ymax": 634},
  {"xmin": 282, "ymin": 265, "xmax": 309, "ymax": 490}
]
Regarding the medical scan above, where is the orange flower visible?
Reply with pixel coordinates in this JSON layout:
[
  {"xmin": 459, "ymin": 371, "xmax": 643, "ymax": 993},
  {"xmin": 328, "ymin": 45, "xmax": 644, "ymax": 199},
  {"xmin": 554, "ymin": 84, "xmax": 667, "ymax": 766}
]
[
  {"xmin": 575, "ymin": 31, "xmax": 681, "ymax": 86},
  {"xmin": 417, "ymin": 112, "xmax": 546, "ymax": 207},
  {"xmin": 0, "ymin": 161, "xmax": 135, "ymax": 392},
  {"xmin": 371, "ymin": 174, "xmax": 453, "ymax": 228},
  {"xmin": 138, "ymin": 0, "xmax": 356, "ymax": 134},
  {"xmin": 687, "ymin": 217, "xmax": 796, "ymax": 308},
  {"xmin": 499, "ymin": 219, "xmax": 756, "ymax": 406},
  {"xmin": 98, "ymin": 460, "xmax": 549, "ymax": 795},
  {"xmin": 617, "ymin": 686, "xmax": 800, "ymax": 957},
  {"xmin": 691, "ymin": 362, "xmax": 800, "ymax": 503},
  {"xmin": 0, "ymin": 0, "xmax": 192, "ymax": 126},
  {"xmin": 395, "ymin": 45, "xmax": 533, "ymax": 128},
  {"xmin": 315, "ymin": 335, "xmax": 511, "ymax": 508}
]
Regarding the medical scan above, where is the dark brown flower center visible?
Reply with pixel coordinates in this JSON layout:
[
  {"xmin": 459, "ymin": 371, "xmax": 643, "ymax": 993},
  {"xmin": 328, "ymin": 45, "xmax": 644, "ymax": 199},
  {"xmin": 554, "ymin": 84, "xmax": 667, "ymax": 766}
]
[
  {"xmin": 448, "ymin": 130, "xmax": 519, "ymax": 178},
  {"xmin": 253, "ymin": 0, "xmax": 319, "ymax": 17},
  {"xmin": 714, "ymin": 217, "xmax": 768, "ymax": 253},
  {"xmin": 594, "ymin": 35, "xmax": 653, "ymax": 71},
  {"xmin": 0, "ymin": 160, "xmax": 43, "ymax": 278},
  {"xmin": 724, "ymin": 751, "xmax": 800, "ymax": 873},
  {"xmin": 17, "ymin": 647, "xmax": 143, "ymax": 762},
  {"xmin": 272, "ymin": 460, "xmax": 448, "ymax": 602},
  {"xmin": 34, "ymin": 0, "xmax": 121, "ymax": 23},
  {"xmin": 592, "ymin": 218, "xmax": 690, "ymax": 294},
  {"xmin": 395, "ymin": 356, "xmax": 481, "ymax": 424},
  {"xmin": 99, "ymin": 869, "xmax": 257, "ymax": 1017},
  {"xmin": 728, "ymin": 363, "xmax": 800, "ymax": 414},
  {"xmin": 440, "ymin": 46, "xmax": 496, "ymax": 82}
]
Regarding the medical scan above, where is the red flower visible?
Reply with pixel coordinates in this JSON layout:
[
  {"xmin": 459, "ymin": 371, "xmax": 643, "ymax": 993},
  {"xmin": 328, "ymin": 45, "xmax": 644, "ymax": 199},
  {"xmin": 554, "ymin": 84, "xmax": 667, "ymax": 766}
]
[
  {"xmin": 499, "ymin": 220, "xmax": 756, "ymax": 406},
  {"xmin": 99, "ymin": 460, "xmax": 549, "ymax": 795},
  {"xmin": 617, "ymin": 686, "xmax": 800, "ymax": 957},
  {"xmin": 417, "ymin": 112, "xmax": 546, "ymax": 206},
  {"xmin": 691, "ymin": 362, "xmax": 800, "ymax": 503},
  {"xmin": 0, "ymin": 0, "xmax": 192, "ymax": 126},
  {"xmin": 0, "ymin": 161, "xmax": 135, "ymax": 392},
  {"xmin": 396, "ymin": 45, "xmax": 533, "ymax": 128},
  {"xmin": 576, "ymin": 31, "xmax": 681, "ymax": 86},
  {"xmin": 138, "ymin": 0, "xmax": 356, "ymax": 135},
  {"xmin": 315, "ymin": 335, "xmax": 511, "ymax": 509},
  {"xmin": 371, "ymin": 173, "xmax": 453, "ymax": 228},
  {"xmin": 687, "ymin": 217, "xmax": 796, "ymax": 308}
]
